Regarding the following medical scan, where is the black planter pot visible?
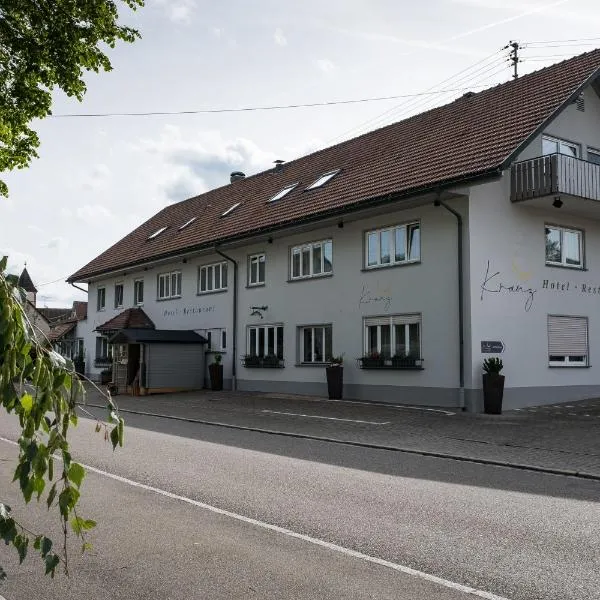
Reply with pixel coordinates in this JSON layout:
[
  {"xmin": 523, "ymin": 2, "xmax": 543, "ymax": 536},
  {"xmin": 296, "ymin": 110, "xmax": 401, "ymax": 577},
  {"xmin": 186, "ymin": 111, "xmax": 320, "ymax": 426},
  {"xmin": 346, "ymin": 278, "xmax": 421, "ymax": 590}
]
[
  {"xmin": 326, "ymin": 366, "xmax": 343, "ymax": 399},
  {"xmin": 483, "ymin": 373, "xmax": 505, "ymax": 414},
  {"xmin": 209, "ymin": 363, "xmax": 223, "ymax": 391}
]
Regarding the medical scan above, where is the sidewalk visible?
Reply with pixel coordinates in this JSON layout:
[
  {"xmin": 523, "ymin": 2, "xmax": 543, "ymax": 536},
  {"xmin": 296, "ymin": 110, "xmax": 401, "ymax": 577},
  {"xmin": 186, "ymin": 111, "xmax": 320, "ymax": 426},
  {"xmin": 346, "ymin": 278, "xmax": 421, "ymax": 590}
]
[{"xmin": 81, "ymin": 386, "xmax": 600, "ymax": 480}]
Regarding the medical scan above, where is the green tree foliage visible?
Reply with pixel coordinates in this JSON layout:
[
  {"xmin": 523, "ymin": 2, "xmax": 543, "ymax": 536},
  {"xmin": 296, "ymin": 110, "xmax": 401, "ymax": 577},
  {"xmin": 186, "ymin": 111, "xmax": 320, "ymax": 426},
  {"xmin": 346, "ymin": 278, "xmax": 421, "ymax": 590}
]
[
  {"xmin": 0, "ymin": 0, "xmax": 144, "ymax": 196},
  {"xmin": 1, "ymin": 258, "xmax": 124, "ymax": 578}
]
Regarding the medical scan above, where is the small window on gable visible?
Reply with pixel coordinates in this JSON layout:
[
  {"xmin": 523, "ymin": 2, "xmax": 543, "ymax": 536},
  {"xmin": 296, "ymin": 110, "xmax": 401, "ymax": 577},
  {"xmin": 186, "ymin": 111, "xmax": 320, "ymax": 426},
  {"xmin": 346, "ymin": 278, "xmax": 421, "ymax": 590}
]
[
  {"xmin": 268, "ymin": 183, "xmax": 298, "ymax": 203},
  {"xmin": 179, "ymin": 217, "xmax": 197, "ymax": 230},
  {"xmin": 221, "ymin": 202, "xmax": 241, "ymax": 217},
  {"xmin": 148, "ymin": 226, "xmax": 168, "ymax": 240},
  {"xmin": 306, "ymin": 169, "xmax": 341, "ymax": 190}
]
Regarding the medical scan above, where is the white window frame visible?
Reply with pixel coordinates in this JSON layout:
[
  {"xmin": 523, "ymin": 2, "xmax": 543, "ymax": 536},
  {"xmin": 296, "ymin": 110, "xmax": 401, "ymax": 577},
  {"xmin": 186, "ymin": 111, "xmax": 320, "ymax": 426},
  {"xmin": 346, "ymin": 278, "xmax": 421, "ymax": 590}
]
[
  {"xmin": 97, "ymin": 287, "xmax": 106, "ymax": 312},
  {"xmin": 198, "ymin": 328, "xmax": 227, "ymax": 352},
  {"xmin": 114, "ymin": 282, "xmax": 124, "ymax": 309},
  {"xmin": 247, "ymin": 324, "xmax": 284, "ymax": 359},
  {"xmin": 548, "ymin": 315, "xmax": 589, "ymax": 367},
  {"xmin": 306, "ymin": 169, "xmax": 340, "ymax": 190},
  {"xmin": 290, "ymin": 240, "xmax": 333, "ymax": 279},
  {"xmin": 96, "ymin": 336, "xmax": 109, "ymax": 359},
  {"xmin": 179, "ymin": 217, "xmax": 197, "ymax": 230},
  {"xmin": 248, "ymin": 253, "xmax": 266, "ymax": 286},
  {"xmin": 299, "ymin": 325, "xmax": 332, "ymax": 364},
  {"xmin": 268, "ymin": 183, "xmax": 298, "ymax": 203},
  {"xmin": 588, "ymin": 147, "xmax": 600, "ymax": 165},
  {"xmin": 363, "ymin": 314, "xmax": 421, "ymax": 358},
  {"xmin": 157, "ymin": 271, "xmax": 182, "ymax": 300},
  {"xmin": 365, "ymin": 222, "xmax": 420, "ymax": 269},
  {"xmin": 134, "ymin": 279, "xmax": 144, "ymax": 306},
  {"xmin": 198, "ymin": 262, "xmax": 228, "ymax": 293},
  {"xmin": 542, "ymin": 135, "xmax": 580, "ymax": 158},
  {"xmin": 148, "ymin": 226, "xmax": 168, "ymax": 240},
  {"xmin": 544, "ymin": 224, "xmax": 584, "ymax": 269},
  {"xmin": 221, "ymin": 202, "xmax": 241, "ymax": 217}
]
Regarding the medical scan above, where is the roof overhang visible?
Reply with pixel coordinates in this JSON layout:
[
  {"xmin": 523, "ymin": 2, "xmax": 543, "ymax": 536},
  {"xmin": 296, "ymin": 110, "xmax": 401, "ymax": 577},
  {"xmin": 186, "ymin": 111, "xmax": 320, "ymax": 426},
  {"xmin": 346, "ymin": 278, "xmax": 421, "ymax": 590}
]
[{"xmin": 108, "ymin": 328, "xmax": 208, "ymax": 344}]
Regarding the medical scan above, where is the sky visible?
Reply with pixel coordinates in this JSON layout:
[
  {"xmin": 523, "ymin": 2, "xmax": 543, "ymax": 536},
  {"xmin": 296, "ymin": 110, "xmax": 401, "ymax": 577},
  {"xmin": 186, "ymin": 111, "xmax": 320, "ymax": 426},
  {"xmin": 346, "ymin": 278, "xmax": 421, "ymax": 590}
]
[{"xmin": 2, "ymin": 0, "xmax": 600, "ymax": 307}]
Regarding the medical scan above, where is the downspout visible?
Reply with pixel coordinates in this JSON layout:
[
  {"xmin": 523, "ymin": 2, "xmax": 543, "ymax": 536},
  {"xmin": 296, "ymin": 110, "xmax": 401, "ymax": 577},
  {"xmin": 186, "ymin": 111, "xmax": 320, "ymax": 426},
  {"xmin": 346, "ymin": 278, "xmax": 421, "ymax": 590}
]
[
  {"xmin": 434, "ymin": 197, "xmax": 465, "ymax": 410},
  {"xmin": 215, "ymin": 247, "xmax": 238, "ymax": 391},
  {"xmin": 70, "ymin": 282, "xmax": 88, "ymax": 295}
]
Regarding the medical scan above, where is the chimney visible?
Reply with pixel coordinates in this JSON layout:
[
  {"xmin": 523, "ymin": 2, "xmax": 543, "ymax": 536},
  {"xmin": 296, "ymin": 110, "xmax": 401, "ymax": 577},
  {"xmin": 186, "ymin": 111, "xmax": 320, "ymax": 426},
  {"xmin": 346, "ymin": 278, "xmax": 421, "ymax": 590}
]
[
  {"xmin": 273, "ymin": 159, "xmax": 285, "ymax": 173},
  {"xmin": 230, "ymin": 171, "xmax": 245, "ymax": 183}
]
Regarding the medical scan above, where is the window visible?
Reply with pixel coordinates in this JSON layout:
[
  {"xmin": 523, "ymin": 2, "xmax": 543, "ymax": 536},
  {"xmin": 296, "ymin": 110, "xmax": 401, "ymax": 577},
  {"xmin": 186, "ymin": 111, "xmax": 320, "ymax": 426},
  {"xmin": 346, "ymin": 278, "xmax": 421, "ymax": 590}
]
[
  {"xmin": 248, "ymin": 254, "xmax": 266, "ymax": 286},
  {"xmin": 114, "ymin": 283, "xmax": 124, "ymax": 309},
  {"xmin": 179, "ymin": 217, "xmax": 197, "ymax": 230},
  {"xmin": 306, "ymin": 169, "xmax": 340, "ymax": 190},
  {"xmin": 364, "ymin": 315, "xmax": 421, "ymax": 358},
  {"xmin": 545, "ymin": 225, "xmax": 583, "ymax": 268},
  {"xmin": 548, "ymin": 315, "xmax": 588, "ymax": 367},
  {"xmin": 198, "ymin": 328, "xmax": 227, "ymax": 351},
  {"xmin": 588, "ymin": 148, "xmax": 600, "ymax": 165},
  {"xmin": 148, "ymin": 226, "xmax": 168, "ymax": 240},
  {"xmin": 97, "ymin": 287, "xmax": 106, "ymax": 311},
  {"xmin": 221, "ymin": 202, "xmax": 241, "ymax": 217},
  {"xmin": 95, "ymin": 337, "xmax": 109, "ymax": 359},
  {"xmin": 268, "ymin": 183, "xmax": 298, "ymax": 203},
  {"xmin": 366, "ymin": 222, "xmax": 420, "ymax": 268},
  {"xmin": 199, "ymin": 262, "xmax": 228, "ymax": 293},
  {"xmin": 299, "ymin": 325, "xmax": 332, "ymax": 363},
  {"xmin": 134, "ymin": 279, "xmax": 144, "ymax": 305},
  {"xmin": 247, "ymin": 325, "xmax": 284, "ymax": 359},
  {"xmin": 157, "ymin": 271, "xmax": 182, "ymax": 300},
  {"xmin": 291, "ymin": 240, "xmax": 333, "ymax": 279},
  {"xmin": 542, "ymin": 135, "xmax": 579, "ymax": 158}
]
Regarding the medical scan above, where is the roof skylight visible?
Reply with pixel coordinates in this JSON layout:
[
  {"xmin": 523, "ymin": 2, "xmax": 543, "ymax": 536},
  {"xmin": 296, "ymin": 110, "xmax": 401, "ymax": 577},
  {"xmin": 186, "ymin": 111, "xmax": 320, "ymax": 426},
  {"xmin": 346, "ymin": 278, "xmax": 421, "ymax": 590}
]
[
  {"xmin": 147, "ymin": 226, "xmax": 168, "ymax": 240},
  {"xmin": 179, "ymin": 217, "xmax": 197, "ymax": 231},
  {"xmin": 306, "ymin": 169, "xmax": 341, "ymax": 190},
  {"xmin": 221, "ymin": 202, "xmax": 241, "ymax": 217},
  {"xmin": 268, "ymin": 183, "xmax": 298, "ymax": 203}
]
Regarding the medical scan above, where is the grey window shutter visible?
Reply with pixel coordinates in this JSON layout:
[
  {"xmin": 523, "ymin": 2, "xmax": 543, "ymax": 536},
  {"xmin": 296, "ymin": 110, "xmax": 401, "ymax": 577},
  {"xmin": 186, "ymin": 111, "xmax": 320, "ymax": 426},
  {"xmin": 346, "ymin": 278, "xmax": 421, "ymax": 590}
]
[{"xmin": 548, "ymin": 316, "xmax": 588, "ymax": 355}]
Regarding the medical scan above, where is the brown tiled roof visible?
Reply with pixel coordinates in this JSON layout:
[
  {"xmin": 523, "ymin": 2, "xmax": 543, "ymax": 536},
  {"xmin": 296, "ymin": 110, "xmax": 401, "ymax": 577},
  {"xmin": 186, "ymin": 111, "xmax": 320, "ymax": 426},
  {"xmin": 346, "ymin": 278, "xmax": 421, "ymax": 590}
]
[
  {"xmin": 49, "ymin": 321, "xmax": 77, "ymax": 342},
  {"xmin": 95, "ymin": 308, "xmax": 155, "ymax": 332},
  {"xmin": 39, "ymin": 307, "xmax": 72, "ymax": 322},
  {"xmin": 68, "ymin": 50, "xmax": 600, "ymax": 282}
]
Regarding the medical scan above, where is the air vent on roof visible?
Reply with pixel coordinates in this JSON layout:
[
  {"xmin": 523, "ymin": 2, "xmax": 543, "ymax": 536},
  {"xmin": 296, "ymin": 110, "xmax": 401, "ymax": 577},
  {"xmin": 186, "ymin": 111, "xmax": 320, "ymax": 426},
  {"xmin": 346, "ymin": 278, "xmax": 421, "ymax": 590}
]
[
  {"xmin": 274, "ymin": 159, "xmax": 285, "ymax": 173},
  {"xmin": 306, "ymin": 169, "xmax": 341, "ymax": 190},
  {"xmin": 230, "ymin": 171, "xmax": 245, "ymax": 183},
  {"xmin": 576, "ymin": 93, "xmax": 585, "ymax": 112},
  {"xmin": 462, "ymin": 91, "xmax": 475, "ymax": 99},
  {"xmin": 221, "ymin": 202, "xmax": 241, "ymax": 217},
  {"xmin": 179, "ymin": 217, "xmax": 197, "ymax": 231},
  {"xmin": 147, "ymin": 226, "xmax": 167, "ymax": 240},
  {"xmin": 268, "ymin": 183, "xmax": 298, "ymax": 203}
]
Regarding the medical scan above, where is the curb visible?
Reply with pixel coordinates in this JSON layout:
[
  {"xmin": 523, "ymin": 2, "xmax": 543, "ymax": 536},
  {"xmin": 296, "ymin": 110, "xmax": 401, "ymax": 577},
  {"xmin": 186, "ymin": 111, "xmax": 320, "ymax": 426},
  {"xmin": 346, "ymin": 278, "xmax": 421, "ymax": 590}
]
[{"xmin": 80, "ymin": 403, "xmax": 600, "ymax": 482}]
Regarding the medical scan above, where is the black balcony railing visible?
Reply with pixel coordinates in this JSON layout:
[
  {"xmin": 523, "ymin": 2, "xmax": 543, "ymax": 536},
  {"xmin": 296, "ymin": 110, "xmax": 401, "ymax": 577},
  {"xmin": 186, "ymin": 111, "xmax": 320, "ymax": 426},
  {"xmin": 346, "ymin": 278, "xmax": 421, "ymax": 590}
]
[{"xmin": 511, "ymin": 154, "xmax": 600, "ymax": 203}]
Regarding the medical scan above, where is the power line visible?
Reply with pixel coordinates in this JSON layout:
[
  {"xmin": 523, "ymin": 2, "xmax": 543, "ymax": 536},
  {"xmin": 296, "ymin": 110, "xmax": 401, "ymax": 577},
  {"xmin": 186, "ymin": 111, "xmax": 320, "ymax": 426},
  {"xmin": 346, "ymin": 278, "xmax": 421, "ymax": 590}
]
[
  {"xmin": 48, "ymin": 87, "xmax": 506, "ymax": 119},
  {"xmin": 525, "ymin": 36, "xmax": 600, "ymax": 44}
]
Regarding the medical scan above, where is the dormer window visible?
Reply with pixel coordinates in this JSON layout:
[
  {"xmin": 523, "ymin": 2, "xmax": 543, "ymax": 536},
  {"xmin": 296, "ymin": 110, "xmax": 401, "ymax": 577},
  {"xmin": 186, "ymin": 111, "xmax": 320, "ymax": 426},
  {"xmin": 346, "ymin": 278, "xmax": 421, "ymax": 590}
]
[
  {"xmin": 221, "ymin": 202, "xmax": 241, "ymax": 217},
  {"xmin": 268, "ymin": 183, "xmax": 298, "ymax": 203},
  {"xmin": 179, "ymin": 217, "xmax": 197, "ymax": 230},
  {"xmin": 306, "ymin": 169, "xmax": 341, "ymax": 190},
  {"xmin": 148, "ymin": 226, "xmax": 167, "ymax": 240}
]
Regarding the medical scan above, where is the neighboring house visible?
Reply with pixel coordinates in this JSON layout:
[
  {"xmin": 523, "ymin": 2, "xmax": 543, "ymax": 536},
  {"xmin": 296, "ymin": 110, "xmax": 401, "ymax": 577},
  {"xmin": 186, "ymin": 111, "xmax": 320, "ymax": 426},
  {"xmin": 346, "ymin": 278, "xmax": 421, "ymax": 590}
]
[
  {"xmin": 48, "ymin": 301, "xmax": 89, "ymax": 363},
  {"xmin": 68, "ymin": 50, "xmax": 600, "ymax": 411}
]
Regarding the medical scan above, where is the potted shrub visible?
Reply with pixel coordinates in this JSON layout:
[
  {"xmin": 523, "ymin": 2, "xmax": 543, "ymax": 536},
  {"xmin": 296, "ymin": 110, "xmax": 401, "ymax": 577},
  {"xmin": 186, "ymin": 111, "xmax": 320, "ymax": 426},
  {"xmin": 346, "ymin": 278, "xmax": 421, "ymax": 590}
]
[
  {"xmin": 482, "ymin": 357, "xmax": 504, "ymax": 414},
  {"xmin": 262, "ymin": 354, "xmax": 281, "ymax": 368},
  {"xmin": 209, "ymin": 353, "xmax": 223, "ymax": 391},
  {"xmin": 325, "ymin": 355, "xmax": 344, "ymax": 399},
  {"xmin": 361, "ymin": 351, "xmax": 385, "ymax": 368}
]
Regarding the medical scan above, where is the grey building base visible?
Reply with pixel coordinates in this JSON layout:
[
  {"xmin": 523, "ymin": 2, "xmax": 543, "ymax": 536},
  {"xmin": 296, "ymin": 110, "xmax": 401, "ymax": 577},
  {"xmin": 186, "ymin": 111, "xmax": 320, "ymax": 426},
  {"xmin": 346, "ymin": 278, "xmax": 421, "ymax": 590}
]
[
  {"xmin": 204, "ymin": 378, "xmax": 233, "ymax": 391},
  {"xmin": 464, "ymin": 384, "xmax": 600, "ymax": 412},
  {"xmin": 237, "ymin": 379, "xmax": 461, "ymax": 409}
]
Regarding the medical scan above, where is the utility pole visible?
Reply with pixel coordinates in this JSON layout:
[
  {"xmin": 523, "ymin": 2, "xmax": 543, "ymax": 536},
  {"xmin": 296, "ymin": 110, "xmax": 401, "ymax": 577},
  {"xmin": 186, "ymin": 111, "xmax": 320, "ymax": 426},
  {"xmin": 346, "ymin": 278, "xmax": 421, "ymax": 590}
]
[{"xmin": 509, "ymin": 41, "xmax": 520, "ymax": 79}]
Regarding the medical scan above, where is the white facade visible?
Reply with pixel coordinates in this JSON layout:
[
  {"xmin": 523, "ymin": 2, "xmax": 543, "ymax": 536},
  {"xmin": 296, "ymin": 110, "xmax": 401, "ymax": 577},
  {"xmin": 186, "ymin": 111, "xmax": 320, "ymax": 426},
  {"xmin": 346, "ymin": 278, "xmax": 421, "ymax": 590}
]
[{"xmin": 79, "ymin": 81, "xmax": 600, "ymax": 410}]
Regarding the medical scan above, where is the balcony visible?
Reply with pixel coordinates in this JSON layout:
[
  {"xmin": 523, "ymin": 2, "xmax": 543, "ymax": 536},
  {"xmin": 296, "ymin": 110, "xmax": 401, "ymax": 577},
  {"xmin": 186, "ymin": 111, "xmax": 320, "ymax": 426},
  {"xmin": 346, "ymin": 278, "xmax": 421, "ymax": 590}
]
[{"xmin": 511, "ymin": 154, "xmax": 600, "ymax": 204}]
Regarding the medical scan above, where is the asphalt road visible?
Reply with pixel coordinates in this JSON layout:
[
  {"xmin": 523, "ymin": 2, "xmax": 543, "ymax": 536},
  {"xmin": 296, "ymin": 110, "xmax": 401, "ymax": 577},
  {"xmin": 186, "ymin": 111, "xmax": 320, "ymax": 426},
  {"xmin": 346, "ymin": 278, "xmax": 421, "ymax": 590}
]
[{"xmin": 1, "ymin": 411, "xmax": 599, "ymax": 600}]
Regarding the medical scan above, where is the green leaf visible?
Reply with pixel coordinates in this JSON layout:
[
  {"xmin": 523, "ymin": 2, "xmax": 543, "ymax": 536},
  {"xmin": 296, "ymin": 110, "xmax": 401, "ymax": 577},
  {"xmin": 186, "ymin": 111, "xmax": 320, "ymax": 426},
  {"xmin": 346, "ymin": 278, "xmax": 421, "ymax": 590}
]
[
  {"xmin": 68, "ymin": 463, "xmax": 85, "ymax": 488},
  {"xmin": 41, "ymin": 537, "xmax": 52, "ymax": 558},
  {"xmin": 33, "ymin": 476, "xmax": 45, "ymax": 500},
  {"xmin": 19, "ymin": 393, "xmax": 33, "ymax": 414},
  {"xmin": 95, "ymin": 422, "xmax": 102, "ymax": 433},
  {"xmin": 44, "ymin": 553, "xmax": 60, "ymax": 576},
  {"xmin": 69, "ymin": 412, "xmax": 78, "ymax": 426},
  {"xmin": 46, "ymin": 482, "xmax": 57, "ymax": 509},
  {"xmin": 82, "ymin": 519, "xmax": 96, "ymax": 531},
  {"xmin": 81, "ymin": 542, "xmax": 93, "ymax": 554},
  {"xmin": 110, "ymin": 425, "xmax": 119, "ymax": 450},
  {"xmin": 48, "ymin": 457, "xmax": 54, "ymax": 481},
  {"xmin": 118, "ymin": 418, "xmax": 124, "ymax": 448},
  {"xmin": 0, "ymin": 503, "xmax": 11, "ymax": 519}
]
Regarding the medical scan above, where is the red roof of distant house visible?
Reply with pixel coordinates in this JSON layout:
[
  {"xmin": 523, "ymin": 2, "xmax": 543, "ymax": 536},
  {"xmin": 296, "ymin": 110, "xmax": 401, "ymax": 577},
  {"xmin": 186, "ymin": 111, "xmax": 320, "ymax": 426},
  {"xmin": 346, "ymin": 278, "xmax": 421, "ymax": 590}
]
[
  {"xmin": 68, "ymin": 50, "xmax": 600, "ymax": 282},
  {"xmin": 49, "ymin": 321, "xmax": 77, "ymax": 342},
  {"xmin": 95, "ymin": 308, "xmax": 155, "ymax": 332}
]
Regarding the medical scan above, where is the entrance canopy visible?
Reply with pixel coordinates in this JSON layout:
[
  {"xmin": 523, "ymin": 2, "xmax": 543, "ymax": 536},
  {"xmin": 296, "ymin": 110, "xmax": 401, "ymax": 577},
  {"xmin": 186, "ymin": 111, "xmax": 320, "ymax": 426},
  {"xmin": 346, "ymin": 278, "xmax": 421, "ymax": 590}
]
[{"xmin": 108, "ymin": 328, "xmax": 207, "ymax": 345}]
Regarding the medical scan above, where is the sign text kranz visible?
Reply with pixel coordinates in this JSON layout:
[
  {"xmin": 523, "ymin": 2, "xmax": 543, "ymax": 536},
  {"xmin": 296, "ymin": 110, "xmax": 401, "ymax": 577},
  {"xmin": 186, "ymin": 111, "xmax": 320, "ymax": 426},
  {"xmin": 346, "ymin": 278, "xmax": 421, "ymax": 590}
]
[{"xmin": 480, "ymin": 261, "xmax": 536, "ymax": 312}]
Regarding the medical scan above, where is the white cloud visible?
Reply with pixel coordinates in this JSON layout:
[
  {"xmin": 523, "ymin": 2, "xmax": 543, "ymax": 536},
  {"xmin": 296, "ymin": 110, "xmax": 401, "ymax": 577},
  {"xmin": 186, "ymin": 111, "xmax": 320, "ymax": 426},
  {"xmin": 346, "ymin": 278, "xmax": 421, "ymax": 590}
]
[
  {"xmin": 274, "ymin": 28, "xmax": 287, "ymax": 46},
  {"xmin": 156, "ymin": 0, "xmax": 196, "ymax": 24},
  {"xmin": 42, "ymin": 237, "xmax": 69, "ymax": 251},
  {"xmin": 316, "ymin": 59, "xmax": 336, "ymax": 73},
  {"xmin": 75, "ymin": 204, "xmax": 113, "ymax": 223},
  {"xmin": 212, "ymin": 27, "xmax": 223, "ymax": 38}
]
